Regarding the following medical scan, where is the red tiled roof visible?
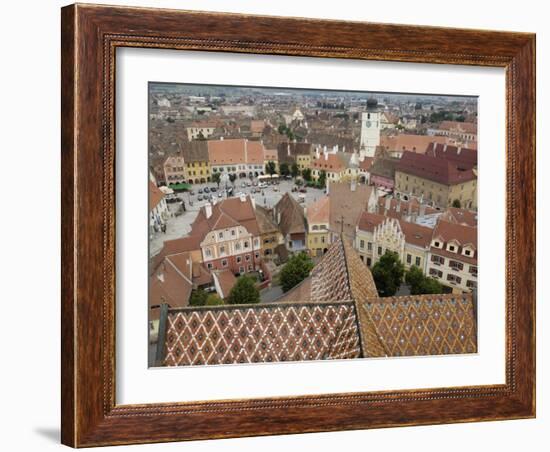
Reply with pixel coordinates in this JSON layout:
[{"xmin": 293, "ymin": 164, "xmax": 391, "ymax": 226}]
[
  {"xmin": 396, "ymin": 151, "xmax": 477, "ymax": 185},
  {"xmin": 149, "ymin": 181, "xmax": 165, "ymax": 211},
  {"xmin": 207, "ymin": 139, "xmax": 246, "ymax": 165},
  {"xmin": 213, "ymin": 269, "xmax": 237, "ymax": 299},
  {"xmin": 425, "ymin": 142, "xmax": 477, "ymax": 169},
  {"xmin": 311, "ymin": 153, "xmax": 346, "ymax": 172},
  {"xmin": 438, "ymin": 120, "xmax": 477, "ymax": 134},
  {"xmin": 442, "ymin": 207, "xmax": 478, "ymax": 227},
  {"xmin": 306, "ymin": 196, "xmax": 330, "ymax": 224},
  {"xmin": 380, "ymin": 134, "xmax": 447, "ymax": 154}
]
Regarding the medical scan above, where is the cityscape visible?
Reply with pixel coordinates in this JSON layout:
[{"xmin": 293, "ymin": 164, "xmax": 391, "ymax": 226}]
[{"xmin": 148, "ymin": 83, "xmax": 479, "ymax": 367}]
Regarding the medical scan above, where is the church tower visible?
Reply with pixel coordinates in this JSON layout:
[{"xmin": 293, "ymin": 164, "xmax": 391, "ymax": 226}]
[{"xmin": 360, "ymin": 97, "xmax": 381, "ymax": 158}]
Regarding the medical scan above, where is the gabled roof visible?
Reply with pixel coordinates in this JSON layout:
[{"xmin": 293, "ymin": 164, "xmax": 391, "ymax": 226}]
[
  {"xmin": 306, "ymin": 195, "xmax": 330, "ymax": 225},
  {"xmin": 396, "ymin": 151, "xmax": 477, "ymax": 185},
  {"xmin": 254, "ymin": 205, "xmax": 279, "ymax": 235},
  {"xmin": 441, "ymin": 207, "xmax": 478, "ymax": 227},
  {"xmin": 380, "ymin": 134, "xmax": 447, "ymax": 154},
  {"xmin": 149, "ymin": 181, "xmax": 165, "ymax": 211},
  {"xmin": 328, "ymin": 182, "xmax": 375, "ymax": 238},
  {"xmin": 438, "ymin": 120, "xmax": 477, "ymax": 134},
  {"xmin": 274, "ymin": 193, "xmax": 306, "ymax": 237},
  {"xmin": 425, "ymin": 142, "xmax": 477, "ymax": 169},
  {"xmin": 149, "ymin": 254, "xmax": 193, "ymax": 315},
  {"xmin": 212, "ymin": 269, "xmax": 237, "ymax": 299},
  {"xmin": 181, "ymin": 140, "xmax": 209, "ymax": 163}
]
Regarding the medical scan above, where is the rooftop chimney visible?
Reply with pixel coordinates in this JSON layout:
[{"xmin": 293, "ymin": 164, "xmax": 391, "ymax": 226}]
[{"xmin": 205, "ymin": 202, "xmax": 212, "ymax": 219}]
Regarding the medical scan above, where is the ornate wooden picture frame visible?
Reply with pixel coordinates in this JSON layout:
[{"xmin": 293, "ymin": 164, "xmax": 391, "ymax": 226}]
[{"xmin": 61, "ymin": 3, "xmax": 535, "ymax": 447}]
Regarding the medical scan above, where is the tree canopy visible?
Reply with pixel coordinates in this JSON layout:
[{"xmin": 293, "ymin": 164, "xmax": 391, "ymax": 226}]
[
  {"xmin": 371, "ymin": 251, "xmax": 405, "ymax": 297},
  {"xmin": 227, "ymin": 275, "xmax": 260, "ymax": 305},
  {"xmin": 405, "ymin": 266, "xmax": 443, "ymax": 295},
  {"xmin": 318, "ymin": 170, "xmax": 327, "ymax": 189},
  {"xmin": 211, "ymin": 172, "xmax": 221, "ymax": 186},
  {"xmin": 279, "ymin": 252, "xmax": 314, "ymax": 293},
  {"xmin": 205, "ymin": 293, "xmax": 224, "ymax": 306},
  {"xmin": 279, "ymin": 162, "xmax": 290, "ymax": 177},
  {"xmin": 189, "ymin": 288, "xmax": 208, "ymax": 306},
  {"xmin": 301, "ymin": 168, "xmax": 312, "ymax": 182},
  {"xmin": 265, "ymin": 160, "xmax": 276, "ymax": 176},
  {"xmin": 291, "ymin": 163, "xmax": 300, "ymax": 179}
]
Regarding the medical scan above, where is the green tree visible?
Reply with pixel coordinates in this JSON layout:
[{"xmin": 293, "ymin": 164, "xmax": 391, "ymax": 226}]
[
  {"xmin": 371, "ymin": 251, "xmax": 405, "ymax": 297},
  {"xmin": 278, "ymin": 124, "xmax": 287, "ymax": 135},
  {"xmin": 211, "ymin": 172, "xmax": 221, "ymax": 186},
  {"xmin": 227, "ymin": 275, "xmax": 260, "ymax": 305},
  {"xmin": 189, "ymin": 288, "xmax": 208, "ymax": 306},
  {"xmin": 280, "ymin": 252, "xmax": 314, "ymax": 293},
  {"xmin": 405, "ymin": 266, "xmax": 443, "ymax": 295},
  {"xmin": 301, "ymin": 168, "xmax": 312, "ymax": 182},
  {"xmin": 291, "ymin": 163, "xmax": 300, "ymax": 179},
  {"xmin": 280, "ymin": 162, "xmax": 290, "ymax": 177},
  {"xmin": 452, "ymin": 199, "xmax": 462, "ymax": 208},
  {"xmin": 265, "ymin": 160, "xmax": 276, "ymax": 176},
  {"xmin": 229, "ymin": 173, "xmax": 237, "ymax": 183},
  {"xmin": 318, "ymin": 170, "xmax": 327, "ymax": 189},
  {"xmin": 205, "ymin": 293, "xmax": 224, "ymax": 306}
]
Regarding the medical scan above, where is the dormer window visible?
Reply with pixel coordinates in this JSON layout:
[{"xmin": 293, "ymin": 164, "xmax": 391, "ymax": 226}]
[
  {"xmin": 447, "ymin": 242, "xmax": 459, "ymax": 253},
  {"xmin": 432, "ymin": 240, "xmax": 442, "ymax": 248},
  {"xmin": 462, "ymin": 247, "xmax": 474, "ymax": 257}
]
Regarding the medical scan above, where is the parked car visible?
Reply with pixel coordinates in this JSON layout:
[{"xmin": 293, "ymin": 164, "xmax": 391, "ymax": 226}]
[
  {"xmin": 197, "ymin": 195, "xmax": 203, "ymax": 201},
  {"xmin": 189, "ymin": 190, "xmax": 195, "ymax": 195},
  {"xmin": 210, "ymin": 186, "xmax": 217, "ymax": 192},
  {"xmin": 246, "ymin": 181, "xmax": 252, "ymax": 187},
  {"xmin": 273, "ymin": 186, "xmax": 279, "ymax": 192},
  {"xmin": 241, "ymin": 182, "xmax": 247, "ymax": 188},
  {"xmin": 299, "ymin": 187, "xmax": 307, "ymax": 193},
  {"xmin": 198, "ymin": 188, "xmax": 203, "ymax": 194},
  {"xmin": 204, "ymin": 187, "xmax": 210, "ymax": 193}
]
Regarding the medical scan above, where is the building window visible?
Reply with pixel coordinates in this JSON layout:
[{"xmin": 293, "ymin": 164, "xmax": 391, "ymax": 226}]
[
  {"xmin": 219, "ymin": 246, "xmax": 225, "ymax": 255},
  {"xmin": 247, "ymin": 264, "xmax": 253, "ymax": 271},
  {"xmin": 239, "ymin": 266, "xmax": 245, "ymax": 273},
  {"xmin": 231, "ymin": 229, "xmax": 236, "ymax": 236},
  {"xmin": 367, "ymin": 242, "xmax": 372, "ymax": 251},
  {"xmin": 245, "ymin": 254, "xmax": 251, "ymax": 261},
  {"xmin": 378, "ymin": 246, "xmax": 382, "ymax": 256},
  {"xmin": 449, "ymin": 260, "xmax": 464, "ymax": 271},
  {"xmin": 415, "ymin": 256, "xmax": 421, "ymax": 267},
  {"xmin": 447, "ymin": 274, "xmax": 462, "ymax": 284},
  {"xmin": 429, "ymin": 268, "xmax": 443, "ymax": 278},
  {"xmin": 406, "ymin": 254, "xmax": 412, "ymax": 264},
  {"xmin": 205, "ymin": 248, "xmax": 212, "ymax": 258},
  {"xmin": 360, "ymin": 240, "xmax": 365, "ymax": 249},
  {"xmin": 207, "ymin": 263, "xmax": 213, "ymax": 270},
  {"xmin": 218, "ymin": 232, "xmax": 224, "ymax": 239},
  {"xmin": 244, "ymin": 241, "xmax": 249, "ymax": 249},
  {"xmin": 366, "ymin": 257, "xmax": 372, "ymax": 267},
  {"xmin": 221, "ymin": 259, "xmax": 228, "ymax": 267},
  {"xmin": 467, "ymin": 280, "xmax": 477, "ymax": 289},
  {"xmin": 255, "ymin": 252, "xmax": 259, "ymax": 259},
  {"xmin": 236, "ymin": 256, "xmax": 242, "ymax": 263},
  {"xmin": 431, "ymin": 255, "xmax": 445, "ymax": 265},
  {"xmin": 235, "ymin": 243, "xmax": 241, "ymax": 251},
  {"xmin": 469, "ymin": 265, "xmax": 478, "ymax": 276}
]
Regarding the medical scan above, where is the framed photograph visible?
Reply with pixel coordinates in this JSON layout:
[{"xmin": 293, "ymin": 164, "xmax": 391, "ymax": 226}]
[{"xmin": 61, "ymin": 3, "xmax": 536, "ymax": 447}]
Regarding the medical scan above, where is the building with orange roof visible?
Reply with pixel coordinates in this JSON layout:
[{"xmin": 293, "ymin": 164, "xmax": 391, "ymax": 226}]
[
  {"xmin": 380, "ymin": 134, "xmax": 448, "ymax": 158},
  {"xmin": 394, "ymin": 151, "xmax": 478, "ymax": 209},
  {"xmin": 427, "ymin": 120, "xmax": 477, "ymax": 145},
  {"xmin": 355, "ymin": 211, "xmax": 433, "ymax": 271},
  {"xmin": 208, "ymin": 138, "xmax": 267, "ymax": 178},
  {"xmin": 305, "ymin": 196, "xmax": 331, "ymax": 257},
  {"xmin": 163, "ymin": 154, "xmax": 186, "ymax": 184},
  {"xmin": 427, "ymin": 220, "xmax": 477, "ymax": 293}
]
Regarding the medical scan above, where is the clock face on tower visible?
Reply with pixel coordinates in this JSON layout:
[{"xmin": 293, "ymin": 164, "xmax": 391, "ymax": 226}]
[{"xmin": 366, "ymin": 120, "xmax": 372, "ymax": 127}]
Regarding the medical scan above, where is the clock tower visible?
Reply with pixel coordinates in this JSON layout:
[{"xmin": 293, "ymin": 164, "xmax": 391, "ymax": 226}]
[{"xmin": 360, "ymin": 97, "xmax": 381, "ymax": 158}]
